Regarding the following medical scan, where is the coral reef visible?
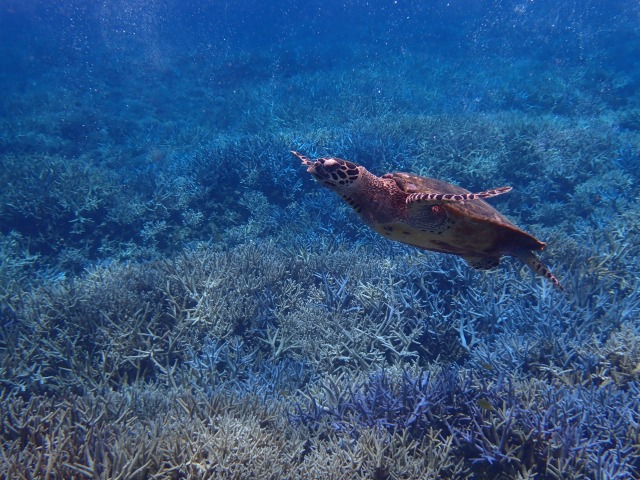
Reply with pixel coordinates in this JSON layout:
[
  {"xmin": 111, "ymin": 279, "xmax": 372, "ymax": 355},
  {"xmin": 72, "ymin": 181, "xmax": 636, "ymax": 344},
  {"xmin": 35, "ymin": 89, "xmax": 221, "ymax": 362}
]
[
  {"xmin": 1, "ymin": 1, "xmax": 640, "ymax": 478},
  {"xmin": 2, "ymin": 222, "xmax": 639, "ymax": 477}
]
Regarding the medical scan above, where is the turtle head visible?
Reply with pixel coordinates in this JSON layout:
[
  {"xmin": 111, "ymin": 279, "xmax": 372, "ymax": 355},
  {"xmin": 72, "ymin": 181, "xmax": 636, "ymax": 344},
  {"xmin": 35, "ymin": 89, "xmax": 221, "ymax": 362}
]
[{"xmin": 291, "ymin": 151, "xmax": 363, "ymax": 192}]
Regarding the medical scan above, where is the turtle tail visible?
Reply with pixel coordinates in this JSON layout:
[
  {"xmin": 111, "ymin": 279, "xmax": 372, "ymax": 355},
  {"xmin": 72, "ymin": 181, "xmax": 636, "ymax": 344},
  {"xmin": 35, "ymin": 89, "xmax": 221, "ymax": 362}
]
[{"xmin": 517, "ymin": 251, "xmax": 566, "ymax": 294}]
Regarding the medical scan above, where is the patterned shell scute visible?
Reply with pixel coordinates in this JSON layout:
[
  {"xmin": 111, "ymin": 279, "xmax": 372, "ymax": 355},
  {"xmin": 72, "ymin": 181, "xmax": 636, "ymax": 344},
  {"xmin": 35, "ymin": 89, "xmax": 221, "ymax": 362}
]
[{"xmin": 385, "ymin": 172, "xmax": 511, "ymax": 224}]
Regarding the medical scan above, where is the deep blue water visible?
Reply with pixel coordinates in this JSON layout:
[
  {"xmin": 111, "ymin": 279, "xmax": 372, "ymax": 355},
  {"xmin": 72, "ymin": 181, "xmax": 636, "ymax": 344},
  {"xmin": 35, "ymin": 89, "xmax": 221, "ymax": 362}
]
[{"xmin": 1, "ymin": 1, "xmax": 640, "ymax": 478}]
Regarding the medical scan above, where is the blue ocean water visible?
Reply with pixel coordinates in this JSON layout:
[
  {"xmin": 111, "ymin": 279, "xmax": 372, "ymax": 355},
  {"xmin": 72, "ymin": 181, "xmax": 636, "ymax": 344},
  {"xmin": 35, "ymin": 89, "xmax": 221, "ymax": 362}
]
[{"xmin": 1, "ymin": 1, "xmax": 639, "ymax": 478}]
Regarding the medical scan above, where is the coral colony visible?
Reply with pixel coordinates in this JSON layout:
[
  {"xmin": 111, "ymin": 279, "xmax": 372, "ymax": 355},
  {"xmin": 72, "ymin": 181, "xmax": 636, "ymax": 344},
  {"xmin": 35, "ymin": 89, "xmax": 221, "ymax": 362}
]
[{"xmin": 1, "ymin": 1, "xmax": 639, "ymax": 478}]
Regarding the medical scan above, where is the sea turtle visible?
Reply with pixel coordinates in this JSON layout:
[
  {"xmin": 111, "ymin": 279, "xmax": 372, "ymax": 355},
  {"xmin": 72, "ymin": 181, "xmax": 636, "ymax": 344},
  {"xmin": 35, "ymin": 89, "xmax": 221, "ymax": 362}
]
[{"xmin": 292, "ymin": 151, "xmax": 563, "ymax": 292}]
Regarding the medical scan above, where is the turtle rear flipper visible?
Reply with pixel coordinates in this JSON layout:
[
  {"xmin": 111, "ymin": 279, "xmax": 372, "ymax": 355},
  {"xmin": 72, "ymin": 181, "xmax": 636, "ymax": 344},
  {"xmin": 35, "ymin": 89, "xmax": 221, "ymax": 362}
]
[
  {"xmin": 406, "ymin": 186, "xmax": 512, "ymax": 206},
  {"xmin": 462, "ymin": 255, "xmax": 501, "ymax": 270},
  {"xmin": 517, "ymin": 252, "xmax": 566, "ymax": 293}
]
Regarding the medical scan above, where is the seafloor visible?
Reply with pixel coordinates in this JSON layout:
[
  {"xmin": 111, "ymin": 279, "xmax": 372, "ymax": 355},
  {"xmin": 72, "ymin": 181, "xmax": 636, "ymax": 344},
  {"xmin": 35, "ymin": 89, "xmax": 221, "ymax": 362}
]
[{"xmin": 1, "ymin": 1, "xmax": 639, "ymax": 479}]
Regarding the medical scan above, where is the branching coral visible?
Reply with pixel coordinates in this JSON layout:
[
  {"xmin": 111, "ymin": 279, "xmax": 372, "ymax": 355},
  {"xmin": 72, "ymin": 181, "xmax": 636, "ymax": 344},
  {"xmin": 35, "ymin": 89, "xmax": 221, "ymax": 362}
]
[
  {"xmin": 0, "ymin": 387, "xmax": 311, "ymax": 480},
  {"xmin": 2, "ymin": 13, "xmax": 640, "ymax": 477}
]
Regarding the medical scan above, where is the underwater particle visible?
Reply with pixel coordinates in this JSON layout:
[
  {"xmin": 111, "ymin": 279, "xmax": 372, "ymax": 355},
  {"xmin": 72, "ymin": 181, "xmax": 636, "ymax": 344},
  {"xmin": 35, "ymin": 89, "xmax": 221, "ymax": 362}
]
[{"xmin": 292, "ymin": 150, "xmax": 564, "ymax": 292}]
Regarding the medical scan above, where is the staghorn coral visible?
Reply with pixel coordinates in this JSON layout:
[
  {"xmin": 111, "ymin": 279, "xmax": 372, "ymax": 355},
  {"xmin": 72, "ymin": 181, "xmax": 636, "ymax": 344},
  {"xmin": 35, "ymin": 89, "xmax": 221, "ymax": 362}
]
[
  {"xmin": 0, "ymin": 387, "xmax": 309, "ymax": 480},
  {"xmin": 293, "ymin": 366, "xmax": 640, "ymax": 479},
  {"xmin": 1, "ymin": 209, "xmax": 640, "ymax": 478},
  {"xmin": 1, "ymin": 98, "xmax": 630, "ymax": 272},
  {"xmin": 2, "ymin": 14, "xmax": 640, "ymax": 476},
  {"xmin": 296, "ymin": 427, "xmax": 468, "ymax": 480}
]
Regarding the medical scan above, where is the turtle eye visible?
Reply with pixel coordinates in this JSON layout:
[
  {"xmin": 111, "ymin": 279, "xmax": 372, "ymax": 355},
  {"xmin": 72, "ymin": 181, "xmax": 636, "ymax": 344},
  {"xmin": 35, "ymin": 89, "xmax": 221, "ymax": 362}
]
[{"xmin": 320, "ymin": 159, "xmax": 341, "ymax": 173}]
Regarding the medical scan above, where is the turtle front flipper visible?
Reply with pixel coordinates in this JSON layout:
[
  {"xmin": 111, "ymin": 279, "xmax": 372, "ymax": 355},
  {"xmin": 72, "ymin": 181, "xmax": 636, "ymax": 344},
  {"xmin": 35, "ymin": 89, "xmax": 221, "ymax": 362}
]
[
  {"xmin": 517, "ymin": 251, "xmax": 566, "ymax": 293},
  {"xmin": 406, "ymin": 186, "xmax": 512, "ymax": 206}
]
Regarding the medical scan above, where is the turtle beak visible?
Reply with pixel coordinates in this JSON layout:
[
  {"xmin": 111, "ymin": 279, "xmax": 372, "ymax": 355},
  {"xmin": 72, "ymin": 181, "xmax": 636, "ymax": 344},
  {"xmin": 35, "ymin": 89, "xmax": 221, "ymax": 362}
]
[
  {"xmin": 291, "ymin": 150, "xmax": 313, "ymax": 167},
  {"xmin": 291, "ymin": 150, "xmax": 330, "ymax": 181}
]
